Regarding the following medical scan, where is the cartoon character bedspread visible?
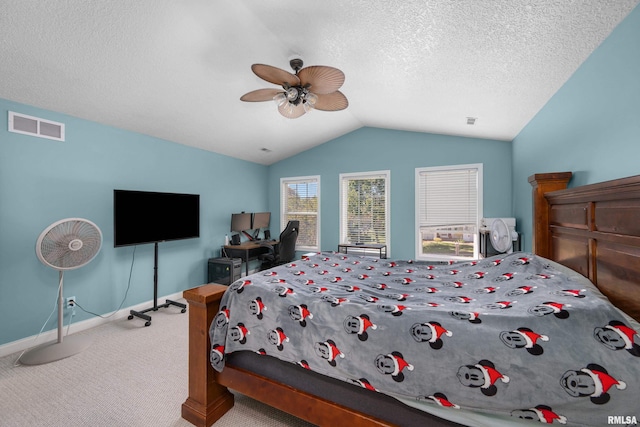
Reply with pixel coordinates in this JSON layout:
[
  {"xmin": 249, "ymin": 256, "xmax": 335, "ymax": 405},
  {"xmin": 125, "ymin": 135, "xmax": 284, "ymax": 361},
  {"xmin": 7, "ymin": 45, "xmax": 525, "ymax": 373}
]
[{"xmin": 210, "ymin": 252, "xmax": 640, "ymax": 426}]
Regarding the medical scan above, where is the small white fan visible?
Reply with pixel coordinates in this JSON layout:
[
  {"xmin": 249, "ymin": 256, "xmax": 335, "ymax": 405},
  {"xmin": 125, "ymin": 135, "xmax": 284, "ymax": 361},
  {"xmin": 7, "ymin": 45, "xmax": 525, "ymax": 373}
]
[
  {"xmin": 489, "ymin": 218, "xmax": 516, "ymax": 254},
  {"xmin": 21, "ymin": 218, "xmax": 102, "ymax": 365}
]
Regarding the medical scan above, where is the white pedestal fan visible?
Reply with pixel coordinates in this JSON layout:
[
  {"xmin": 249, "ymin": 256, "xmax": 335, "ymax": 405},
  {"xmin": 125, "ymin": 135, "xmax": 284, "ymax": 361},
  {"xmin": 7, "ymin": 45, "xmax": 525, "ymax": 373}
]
[{"xmin": 20, "ymin": 218, "xmax": 102, "ymax": 365}]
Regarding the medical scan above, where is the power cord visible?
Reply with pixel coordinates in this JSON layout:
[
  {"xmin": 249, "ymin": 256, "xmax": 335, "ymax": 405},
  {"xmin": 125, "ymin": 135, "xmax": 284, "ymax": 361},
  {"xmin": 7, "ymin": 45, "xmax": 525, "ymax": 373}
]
[
  {"xmin": 73, "ymin": 245, "xmax": 137, "ymax": 319},
  {"xmin": 14, "ymin": 246, "xmax": 137, "ymax": 366},
  {"xmin": 14, "ymin": 279, "xmax": 64, "ymax": 366},
  {"xmin": 65, "ymin": 304, "xmax": 76, "ymax": 336}
]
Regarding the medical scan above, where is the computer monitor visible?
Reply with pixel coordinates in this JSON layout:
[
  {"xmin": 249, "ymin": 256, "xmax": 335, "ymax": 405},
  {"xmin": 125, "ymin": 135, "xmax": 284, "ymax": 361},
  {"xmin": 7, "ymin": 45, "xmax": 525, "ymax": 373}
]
[
  {"xmin": 230, "ymin": 212, "xmax": 252, "ymax": 232},
  {"xmin": 252, "ymin": 212, "xmax": 271, "ymax": 229}
]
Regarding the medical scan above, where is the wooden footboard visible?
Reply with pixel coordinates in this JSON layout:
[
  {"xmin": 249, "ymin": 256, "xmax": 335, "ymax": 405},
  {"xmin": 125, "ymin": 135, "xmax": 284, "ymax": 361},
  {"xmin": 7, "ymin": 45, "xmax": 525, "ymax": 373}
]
[
  {"xmin": 182, "ymin": 284, "xmax": 234, "ymax": 427},
  {"xmin": 181, "ymin": 284, "xmax": 403, "ymax": 427}
]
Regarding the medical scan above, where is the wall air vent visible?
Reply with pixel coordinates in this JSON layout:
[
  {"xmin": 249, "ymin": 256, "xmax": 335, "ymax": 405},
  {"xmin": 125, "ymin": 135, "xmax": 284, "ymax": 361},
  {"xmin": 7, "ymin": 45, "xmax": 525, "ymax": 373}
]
[{"xmin": 8, "ymin": 111, "xmax": 65, "ymax": 141}]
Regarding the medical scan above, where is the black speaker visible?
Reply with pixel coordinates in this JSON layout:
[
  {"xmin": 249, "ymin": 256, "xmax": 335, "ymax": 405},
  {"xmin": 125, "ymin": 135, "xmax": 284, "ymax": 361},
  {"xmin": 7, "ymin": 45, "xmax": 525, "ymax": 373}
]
[
  {"xmin": 264, "ymin": 229, "xmax": 271, "ymax": 240},
  {"xmin": 231, "ymin": 234, "xmax": 241, "ymax": 245}
]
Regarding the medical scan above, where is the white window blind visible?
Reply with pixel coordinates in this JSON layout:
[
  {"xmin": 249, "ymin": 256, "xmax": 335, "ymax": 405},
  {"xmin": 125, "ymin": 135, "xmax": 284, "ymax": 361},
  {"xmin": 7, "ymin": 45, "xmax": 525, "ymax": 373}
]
[
  {"xmin": 418, "ymin": 168, "xmax": 479, "ymax": 227},
  {"xmin": 415, "ymin": 164, "xmax": 482, "ymax": 260},
  {"xmin": 281, "ymin": 176, "xmax": 319, "ymax": 250},
  {"xmin": 340, "ymin": 171, "xmax": 389, "ymax": 245}
]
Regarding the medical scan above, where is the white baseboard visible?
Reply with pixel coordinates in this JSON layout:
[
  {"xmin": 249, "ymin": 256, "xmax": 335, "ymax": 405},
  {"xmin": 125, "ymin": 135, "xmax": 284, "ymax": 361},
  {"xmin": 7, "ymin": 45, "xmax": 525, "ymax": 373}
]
[{"xmin": 0, "ymin": 291, "xmax": 185, "ymax": 358}]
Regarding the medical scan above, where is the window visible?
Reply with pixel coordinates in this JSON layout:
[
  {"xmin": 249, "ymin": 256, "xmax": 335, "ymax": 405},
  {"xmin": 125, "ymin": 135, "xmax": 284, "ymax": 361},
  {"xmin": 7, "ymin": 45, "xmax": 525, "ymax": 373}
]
[
  {"xmin": 415, "ymin": 164, "xmax": 482, "ymax": 260},
  {"xmin": 281, "ymin": 176, "xmax": 320, "ymax": 251},
  {"xmin": 340, "ymin": 171, "xmax": 390, "ymax": 248}
]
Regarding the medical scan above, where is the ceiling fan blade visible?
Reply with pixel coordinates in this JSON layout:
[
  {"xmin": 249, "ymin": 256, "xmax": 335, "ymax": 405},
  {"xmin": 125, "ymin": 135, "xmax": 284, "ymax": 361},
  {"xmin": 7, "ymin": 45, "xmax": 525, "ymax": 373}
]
[
  {"xmin": 240, "ymin": 88, "xmax": 284, "ymax": 102},
  {"xmin": 252, "ymin": 64, "xmax": 300, "ymax": 87},
  {"xmin": 278, "ymin": 102, "xmax": 306, "ymax": 119},
  {"xmin": 313, "ymin": 91, "xmax": 349, "ymax": 111},
  {"xmin": 298, "ymin": 66, "xmax": 345, "ymax": 94}
]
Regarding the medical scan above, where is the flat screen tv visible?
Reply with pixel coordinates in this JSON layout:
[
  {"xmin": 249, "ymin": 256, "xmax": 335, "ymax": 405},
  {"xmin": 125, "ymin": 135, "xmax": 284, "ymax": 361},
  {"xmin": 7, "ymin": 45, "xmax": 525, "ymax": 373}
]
[
  {"xmin": 252, "ymin": 212, "xmax": 271, "ymax": 229},
  {"xmin": 230, "ymin": 212, "xmax": 252, "ymax": 232},
  {"xmin": 114, "ymin": 190, "xmax": 200, "ymax": 247}
]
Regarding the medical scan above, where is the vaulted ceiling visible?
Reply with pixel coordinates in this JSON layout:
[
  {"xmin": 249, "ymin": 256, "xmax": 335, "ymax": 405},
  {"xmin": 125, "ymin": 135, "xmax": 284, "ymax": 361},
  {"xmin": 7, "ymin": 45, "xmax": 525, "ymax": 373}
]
[{"xmin": 1, "ymin": 1, "xmax": 638, "ymax": 164}]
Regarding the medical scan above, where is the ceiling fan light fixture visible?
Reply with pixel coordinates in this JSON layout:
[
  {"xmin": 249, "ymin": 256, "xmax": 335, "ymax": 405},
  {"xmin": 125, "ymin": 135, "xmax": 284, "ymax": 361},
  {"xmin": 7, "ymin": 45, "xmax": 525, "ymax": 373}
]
[
  {"xmin": 303, "ymin": 102, "xmax": 314, "ymax": 113},
  {"xmin": 304, "ymin": 92, "xmax": 318, "ymax": 105},
  {"xmin": 273, "ymin": 92, "xmax": 287, "ymax": 107},
  {"xmin": 302, "ymin": 92, "xmax": 318, "ymax": 112},
  {"xmin": 286, "ymin": 87, "xmax": 299, "ymax": 102},
  {"xmin": 242, "ymin": 58, "xmax": 347, "ymax": 118},
  {"xmin": 281, "ymin": 103, "xmax": 293, "ymax": 114}
]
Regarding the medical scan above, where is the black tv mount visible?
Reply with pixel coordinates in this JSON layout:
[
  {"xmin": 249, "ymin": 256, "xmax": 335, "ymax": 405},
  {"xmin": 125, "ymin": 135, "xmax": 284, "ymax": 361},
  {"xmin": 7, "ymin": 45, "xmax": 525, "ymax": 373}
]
[{"xmin": 128, "ymin": 242, "xmax": 186, "ymax": 326}]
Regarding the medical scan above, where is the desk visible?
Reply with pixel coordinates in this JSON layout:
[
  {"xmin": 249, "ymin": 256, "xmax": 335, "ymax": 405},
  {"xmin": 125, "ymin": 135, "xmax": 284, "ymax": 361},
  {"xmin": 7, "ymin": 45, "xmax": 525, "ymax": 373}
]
[
  {"xmin": 223, "ymin": 240, "xmax": 279, "ymax": 276},
  {"xmin": 337, "ymin": 243, "xmax": 387, "ymax": 259}
]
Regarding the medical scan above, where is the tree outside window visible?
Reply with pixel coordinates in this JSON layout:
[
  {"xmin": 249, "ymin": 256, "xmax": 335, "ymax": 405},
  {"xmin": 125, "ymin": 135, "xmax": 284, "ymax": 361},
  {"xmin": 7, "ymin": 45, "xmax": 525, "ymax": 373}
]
[
  {"xmin": 340, "ymin": 171, "xmax": 390, "ymax": 247},
  {"xmin": 281, "ymin": 176, "xmax": 319, "ymax": 250}
]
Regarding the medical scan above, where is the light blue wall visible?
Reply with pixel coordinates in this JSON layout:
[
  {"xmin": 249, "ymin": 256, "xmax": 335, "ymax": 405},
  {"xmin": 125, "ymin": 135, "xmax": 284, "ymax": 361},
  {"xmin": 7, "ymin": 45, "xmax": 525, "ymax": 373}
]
[
  {"xmin": 0, "ymin": 98, "xmax": 268, "ymax": 346},
  {"xmin": 268, "ymin": 127, "xmax": 513, "ymax": 260},
  {"xmin": 513, "ymin": 4, "xmax": 640, "ymax": 250},
  {"xmin": 4, "ymin": 4, "xmax": 637, "ymax": 349}
]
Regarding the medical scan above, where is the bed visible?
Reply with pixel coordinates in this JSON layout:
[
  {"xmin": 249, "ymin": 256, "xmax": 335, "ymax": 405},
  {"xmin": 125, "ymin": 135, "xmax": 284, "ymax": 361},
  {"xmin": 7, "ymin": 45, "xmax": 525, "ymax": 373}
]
[{"xmin": 181, "ymin": 172, "xmax": 640, "ymax": 427}]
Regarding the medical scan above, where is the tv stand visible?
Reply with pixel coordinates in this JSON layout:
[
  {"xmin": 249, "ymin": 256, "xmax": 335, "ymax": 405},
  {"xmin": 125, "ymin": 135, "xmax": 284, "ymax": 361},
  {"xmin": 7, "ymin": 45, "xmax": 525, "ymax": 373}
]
[{"xmin": 128, "ymin": 242, "xmax": 187, "ymax": 326}]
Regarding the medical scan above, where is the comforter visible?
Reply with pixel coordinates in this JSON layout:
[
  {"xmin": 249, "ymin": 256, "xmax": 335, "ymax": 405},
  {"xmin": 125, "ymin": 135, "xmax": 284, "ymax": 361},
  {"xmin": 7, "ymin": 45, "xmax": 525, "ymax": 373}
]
[{"xmin": 210, "ymin": 252, "xmax": 640, "ymax": 426}]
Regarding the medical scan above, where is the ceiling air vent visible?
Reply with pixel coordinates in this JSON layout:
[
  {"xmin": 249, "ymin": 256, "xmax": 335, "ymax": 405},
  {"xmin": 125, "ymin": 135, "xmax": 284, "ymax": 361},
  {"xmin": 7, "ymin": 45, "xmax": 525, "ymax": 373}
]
[{"xmin": 8, "ymin": 111, "xmax": 65, "ymax": 141}]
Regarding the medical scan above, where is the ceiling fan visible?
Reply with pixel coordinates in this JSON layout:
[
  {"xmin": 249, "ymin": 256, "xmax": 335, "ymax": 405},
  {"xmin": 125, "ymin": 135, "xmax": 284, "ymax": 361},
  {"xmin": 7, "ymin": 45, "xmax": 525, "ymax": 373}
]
[{"xmin": 240, "ymin": 58, "xmax": 348, "ymax": 119}]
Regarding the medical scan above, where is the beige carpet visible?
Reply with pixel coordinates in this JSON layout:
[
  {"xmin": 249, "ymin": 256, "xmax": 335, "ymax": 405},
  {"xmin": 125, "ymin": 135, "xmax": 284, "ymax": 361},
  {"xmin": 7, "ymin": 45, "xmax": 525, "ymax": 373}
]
[{"xmin": 0, "ymin": 299, "xmax": 314, "ymax": 427}]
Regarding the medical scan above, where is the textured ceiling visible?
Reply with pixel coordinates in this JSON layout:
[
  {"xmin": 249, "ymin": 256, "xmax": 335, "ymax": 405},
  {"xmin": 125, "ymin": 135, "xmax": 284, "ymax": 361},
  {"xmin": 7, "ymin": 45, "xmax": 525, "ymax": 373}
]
[{"xmin": 1, "ymin": 1, "xmax": 638, "ymax": 164}]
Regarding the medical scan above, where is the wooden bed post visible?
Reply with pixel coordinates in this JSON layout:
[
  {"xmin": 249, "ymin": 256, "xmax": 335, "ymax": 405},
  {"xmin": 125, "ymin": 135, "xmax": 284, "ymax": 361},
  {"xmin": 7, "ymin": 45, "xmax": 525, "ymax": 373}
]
[
  {"xmin": 182, "ymin": 284, "xmax": 234, "ymax": 427},
  {"xmin": 528, "ymin": 172, "xmax": 572, "ymax": 257}
]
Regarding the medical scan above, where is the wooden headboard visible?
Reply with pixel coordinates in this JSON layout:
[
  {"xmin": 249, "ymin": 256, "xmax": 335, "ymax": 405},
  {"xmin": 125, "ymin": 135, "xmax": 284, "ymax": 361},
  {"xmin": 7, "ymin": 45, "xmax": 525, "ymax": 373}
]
[{"xmin": 529, "ymin": 172, "xmax": 640, "ymax": 323}]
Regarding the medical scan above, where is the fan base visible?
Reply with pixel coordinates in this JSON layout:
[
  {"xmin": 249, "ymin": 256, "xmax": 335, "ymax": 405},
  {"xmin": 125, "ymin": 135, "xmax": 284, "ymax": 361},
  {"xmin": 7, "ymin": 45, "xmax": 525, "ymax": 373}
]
[{"xmin": 20, "ymin": 334, "xmax": 92, "ymax": 365}]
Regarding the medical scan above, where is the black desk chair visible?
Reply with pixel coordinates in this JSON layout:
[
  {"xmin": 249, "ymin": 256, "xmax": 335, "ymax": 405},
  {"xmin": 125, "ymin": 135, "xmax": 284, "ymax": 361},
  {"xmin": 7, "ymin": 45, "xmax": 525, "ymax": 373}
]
[{"xmin": 259, "ymin": 220, "xmax": 299, "ymax": 270}]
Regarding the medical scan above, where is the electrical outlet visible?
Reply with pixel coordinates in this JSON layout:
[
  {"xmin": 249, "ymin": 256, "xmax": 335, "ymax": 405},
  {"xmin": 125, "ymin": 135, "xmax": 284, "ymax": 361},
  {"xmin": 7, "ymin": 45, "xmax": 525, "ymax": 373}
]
[{"xmin": 66, "ymin": 296, "xmax": 76, "ymax": 309}]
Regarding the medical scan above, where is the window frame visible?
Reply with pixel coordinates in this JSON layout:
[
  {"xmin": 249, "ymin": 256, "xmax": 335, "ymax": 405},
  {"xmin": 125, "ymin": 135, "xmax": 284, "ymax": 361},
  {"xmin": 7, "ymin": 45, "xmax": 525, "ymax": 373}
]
[
  {"xmin": 414, "ymin": 163, "xmax": 483, "ymax": 261},
  {"xmin": 280, "ymin": 175, "xmax": 320, "ymax": 252},
  {"xmin": 339, "ymin": 170, "xmax": 390, "ymax": 254}
]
